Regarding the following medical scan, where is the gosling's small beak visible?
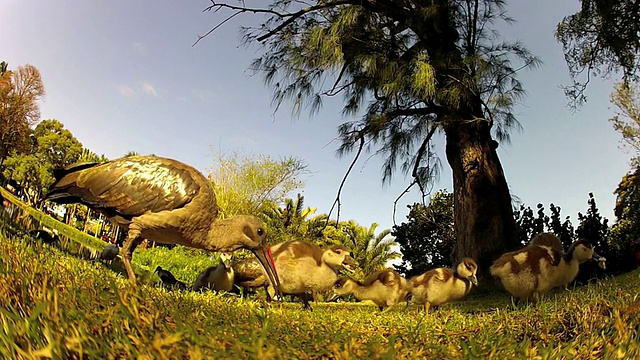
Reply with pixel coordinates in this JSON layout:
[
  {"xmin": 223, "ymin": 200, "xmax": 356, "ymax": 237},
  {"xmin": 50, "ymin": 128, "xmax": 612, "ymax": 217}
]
[
  {"xmin": 252, "ymin": 245, "xmax": 282, "ymax": 298},
  {"xmin": 221, "ymin": 253, "xmax": 232, "ymax": 268},
  {"xmin": 342, "ymin": 256, "xmax": 359, "ymax": 273},
  {"xmin": 326, "ymin": 293, "xmax": 340, "ymax": 302},
  {"xmin": 469, "ymin": 274, "xmax": 479, "ymax": 286}
]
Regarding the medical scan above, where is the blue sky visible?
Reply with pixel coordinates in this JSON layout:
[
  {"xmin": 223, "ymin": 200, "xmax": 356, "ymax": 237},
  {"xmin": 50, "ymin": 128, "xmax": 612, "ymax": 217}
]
[{"xmin": 2, "ymin": 1, "xmax": 634, "ymax": 236}]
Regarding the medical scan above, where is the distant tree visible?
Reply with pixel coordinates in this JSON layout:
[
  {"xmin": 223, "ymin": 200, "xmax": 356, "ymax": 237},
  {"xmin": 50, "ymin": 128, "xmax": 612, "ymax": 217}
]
[
  {"xmin": 392, "ymin": 190, "xmax": 456, "ymax": 278},
  {"xmin": 556, "ymin": 0, "xmax": 640, "ymax": 107},
  {"xmin": 609, "ymin": 82, "xmax": 640, "ymax": 157},
  {"xmin": 610, "ymin": 164, "xmax": 640, "ymax": 250},
  {"xmin": 3, "ymin": 119, "xmax": 82, "ymax": 205},
  {"xmin": 575, "ymin": 192, "xmax": 611, "ymax": 282},
  {"xmin": 514, "ymin": 204, "xmax": 546, "ymax": 244},
  {"xmin": 533, "ymin": 203, "xmax": 549, "ymax": 237},
  {"xmin": 514, "ymin": 204, "xmax": 536, "ymax": 246},
  {"xmin": 208, "ymin": 150, "xmax": 308, "ymax": 217},
  {"xmin": 339, "ymin": 221, "xmax": 400, "ymax": 278},
  {"xmin": 576, "ymin": 193, "xmax": 610, "ymax": 244},
  {"xmin": 547, "ymin": 203, "xmax": 576, "ymax": 249},
  {"xmin": 2, "ymin": 153, "xmax": 47, "ymax": 205},
  {"xmin": 0, "ymin": 63, "xmax": 45, "ymax": 166},
  {"xmin": 515, "ymin": 203, "xmax": 551, "ymax": 246},
  {"xmin": 515, "ymin": 202, "xmax": 576, "ymax": 249},
  {"xmin": 33, "ymin": 119, "xmax": 83, "ymax": 168},
  {"xmin": 78, "ymin": 148, "xmax": 108, "ymax": 163},
  {"xmin": 609, "ymin": 164, "xmax": 640, "ymax": 272},
  {"xmin": 261, "ymin": 193, "xmax": 317, "ymax": 244}
]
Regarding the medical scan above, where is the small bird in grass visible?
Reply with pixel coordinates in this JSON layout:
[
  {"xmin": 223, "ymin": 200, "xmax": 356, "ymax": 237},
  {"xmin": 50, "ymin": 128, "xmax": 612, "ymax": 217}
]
[
  {"xmin": 155, "ymin": 266, "xmax": 187, "ymax": 290},
  {"xmin": 43, "ymin": 155, "xmax": 281, "ymax": 294},
  {"xmin": 193, "ymin": 253, "xmax": 235, "ymax": 292},
  {"xmin": 28, "ymin": 228, "xmax": 59, "ymax": 244},
  {"xmin": 99, "ymin": 243, "xmax": 120, "ymax": 262}
]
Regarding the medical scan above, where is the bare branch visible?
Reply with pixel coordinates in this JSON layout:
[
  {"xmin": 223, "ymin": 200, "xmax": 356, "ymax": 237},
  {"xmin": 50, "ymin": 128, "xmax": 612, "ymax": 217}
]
[
  {"xmin": 392, "ymin": 179, "xmax": 418, "ymax": 226},
  {"xmin": 193, "ymin": 11, "xmax": 243, "ymax": 46},
  {"xmin": 198, "ymin": 1, "xmax": 352, "ymax": 44},
  {"xmin": 204, "ymin": 1, "xmax": 287, "ymax": 17},
  {"xmin": 321, "ymin": 64, "xmax": 351, "ymax": 96},
  {"xmin": 324, "ymin": 130, "xmax": 365, "ymax": 229},
  {"xmin": 256, "ymin": 1, "xmax": 351, "ymax": 42},
  {"xmin": 411, "ymin": 124, "xmax": 438, "ymax": 194}
]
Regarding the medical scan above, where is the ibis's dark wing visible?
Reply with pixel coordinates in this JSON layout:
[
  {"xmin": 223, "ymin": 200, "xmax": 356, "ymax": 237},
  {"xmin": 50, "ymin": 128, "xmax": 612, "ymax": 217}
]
[{"xmin": 45, "ymin": 156, "xmax": 204, "ymax": 219}]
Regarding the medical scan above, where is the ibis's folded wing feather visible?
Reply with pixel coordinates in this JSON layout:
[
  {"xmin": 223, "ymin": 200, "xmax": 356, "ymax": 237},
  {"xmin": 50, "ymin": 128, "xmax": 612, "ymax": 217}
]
[{"xmin": 46, "ymin": 156, "xmax": 203, "ymax": 219}]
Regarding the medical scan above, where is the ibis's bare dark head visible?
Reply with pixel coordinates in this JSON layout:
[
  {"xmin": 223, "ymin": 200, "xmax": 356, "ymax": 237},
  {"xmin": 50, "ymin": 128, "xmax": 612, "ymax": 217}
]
[
  {"xmin": 209, "ymin": 215, "xmax": 267, "ymax": 252},
  {"xmin": 210, "ymin": 215, "xmax": 281, "ymax": 295}
]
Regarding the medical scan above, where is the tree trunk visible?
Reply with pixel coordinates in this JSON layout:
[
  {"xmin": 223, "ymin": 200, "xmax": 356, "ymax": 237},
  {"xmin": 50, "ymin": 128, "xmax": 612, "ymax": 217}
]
[{"xmin": 444, "ymin": 114, "xmax": 518, "ymax": 282}]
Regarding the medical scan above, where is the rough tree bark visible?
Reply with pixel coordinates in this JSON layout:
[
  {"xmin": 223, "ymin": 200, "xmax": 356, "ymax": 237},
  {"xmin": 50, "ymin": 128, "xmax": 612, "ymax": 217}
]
[{"xmin": 444, "ymin": 109, "xmax": 519, "ymax": 280}]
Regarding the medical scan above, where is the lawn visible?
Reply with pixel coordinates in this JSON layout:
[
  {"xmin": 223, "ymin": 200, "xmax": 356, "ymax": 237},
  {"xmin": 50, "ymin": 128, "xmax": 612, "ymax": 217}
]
[{"xmin": 1, "ymin": 195, "xmax": 639, "ymax": 358}]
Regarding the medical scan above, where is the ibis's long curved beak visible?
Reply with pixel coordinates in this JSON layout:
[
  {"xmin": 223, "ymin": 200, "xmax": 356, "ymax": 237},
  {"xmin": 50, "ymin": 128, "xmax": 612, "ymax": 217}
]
[{"xmin": 252, "ymin": 245, "xmax": 282, "ymax": 298}]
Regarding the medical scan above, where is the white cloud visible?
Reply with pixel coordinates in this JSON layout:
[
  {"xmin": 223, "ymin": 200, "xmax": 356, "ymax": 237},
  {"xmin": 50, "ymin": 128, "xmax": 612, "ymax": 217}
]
[
  {"xmin": 118, "ymin": 82, "xmax": 159, "ymax": 98},
  {"xmin": 118, "ymin": 85, "xmax": 137, "ymax": 98},
  {"xmin": 191, "ymin": 89, "xmax": 207, "ymax": 100},
  {"xmin": 132, "ymin": 42, "xmax": 147, "ymax": 55},
  {"xmin": 141, "ymin": 82, "xmax": 158, "ymax": 97}
]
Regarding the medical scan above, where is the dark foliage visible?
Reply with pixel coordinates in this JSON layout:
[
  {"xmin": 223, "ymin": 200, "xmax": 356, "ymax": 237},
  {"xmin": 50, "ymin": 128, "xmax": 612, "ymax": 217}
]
[{"xmin": 392, "ymin": 191, "xmax": 455, "ymax": 278}]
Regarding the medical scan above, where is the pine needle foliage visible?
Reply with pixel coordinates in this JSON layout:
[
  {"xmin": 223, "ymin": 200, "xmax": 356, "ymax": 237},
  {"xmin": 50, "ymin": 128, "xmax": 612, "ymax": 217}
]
[{"xmin": 234, "ymin": 0, "xmax": 540, "ymax": 188}]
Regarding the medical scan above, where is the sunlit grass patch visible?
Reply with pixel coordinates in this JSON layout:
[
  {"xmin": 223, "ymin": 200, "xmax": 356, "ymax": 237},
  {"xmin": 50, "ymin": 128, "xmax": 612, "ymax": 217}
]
[{"xmin": 1, "ymin": 221, "xmax": 640, "ymax": 358}]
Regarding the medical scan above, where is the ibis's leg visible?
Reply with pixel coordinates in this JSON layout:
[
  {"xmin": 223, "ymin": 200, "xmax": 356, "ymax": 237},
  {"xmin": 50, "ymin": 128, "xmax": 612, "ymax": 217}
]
[{"xmin": 121, "ymin": 230, "xmax": 143, "ymax": 283}]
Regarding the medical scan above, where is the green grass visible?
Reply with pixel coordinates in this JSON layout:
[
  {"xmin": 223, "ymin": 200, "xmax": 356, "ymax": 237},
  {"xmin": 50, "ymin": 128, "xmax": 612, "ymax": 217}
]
[
  {"xmin": 1, "ymin": 227, "xmax": 640, "ymax": 358},
  {"xmin": 1, "ymin": 192, "xmax": 640, "ymax": 358}
]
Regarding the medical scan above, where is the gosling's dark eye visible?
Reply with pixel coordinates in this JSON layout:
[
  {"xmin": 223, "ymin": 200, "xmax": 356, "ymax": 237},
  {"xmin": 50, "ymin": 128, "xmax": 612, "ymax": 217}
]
[
  {"xmin": 335, "ymin": 250, "xmax": 342, "ymax": 254},
  {"xmin": 257, "ymin": 228, "xmax": 265, "ymax": 236}
]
